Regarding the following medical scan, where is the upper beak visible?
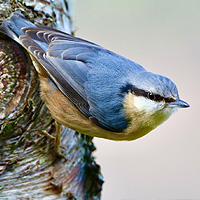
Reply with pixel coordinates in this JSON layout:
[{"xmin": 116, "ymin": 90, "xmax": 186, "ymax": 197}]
[{"xmin": 168, "ymin": 97, "xmax": 190, "ymax": 108}]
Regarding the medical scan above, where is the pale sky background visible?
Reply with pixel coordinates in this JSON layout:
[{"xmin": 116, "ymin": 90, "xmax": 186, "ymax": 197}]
[{"xmin": 72, "ymin": 1, "xmax": 200, "ymax": 199}]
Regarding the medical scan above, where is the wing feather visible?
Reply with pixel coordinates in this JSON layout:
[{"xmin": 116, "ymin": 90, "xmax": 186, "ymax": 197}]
[
  {"xmin": 19, "ymin": 24, "xmax": 129, "ymax": 132},
  {"xmin": 20, "ymin": 32, "xmax": 119, "ymax": 131}
]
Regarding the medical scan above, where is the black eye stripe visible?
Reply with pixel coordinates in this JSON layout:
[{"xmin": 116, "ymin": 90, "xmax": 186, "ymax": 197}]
[
  {"xmin": 154, "ymin": 94, "xmax": 164, "ymax": 102},
  {"xmin": 120, "ymin": 83, "xmax": 175, "ymax": 103},
  {"xmin": 165, "ymin": 97, "xmax": 175, "ymax": 103}
]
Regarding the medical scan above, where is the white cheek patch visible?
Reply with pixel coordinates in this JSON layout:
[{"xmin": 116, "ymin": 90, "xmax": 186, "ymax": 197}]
[
  {"xmin": 133, "ymin": 96, "xmax": 177, "ymax": 128},
  {"xmin": 133, "ymin": 96, "xmax": 162, "ymax": 114}
]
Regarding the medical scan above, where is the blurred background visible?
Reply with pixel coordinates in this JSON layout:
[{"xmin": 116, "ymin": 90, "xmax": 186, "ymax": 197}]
[{"xmin": 72, "ymin": 1, "xmax": 200, "ymax": 199}]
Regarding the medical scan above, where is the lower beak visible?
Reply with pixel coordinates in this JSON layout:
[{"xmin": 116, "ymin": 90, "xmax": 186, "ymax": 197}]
[{"xmin": 168, "ymin": 98, "xmax": 190, "ymax": 108}]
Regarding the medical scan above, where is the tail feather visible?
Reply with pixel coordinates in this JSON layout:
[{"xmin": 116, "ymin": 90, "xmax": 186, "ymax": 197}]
[
  {"xmin": 0, "ymin": 12, "xmax": 49, "ymax": 52},
  {"xmin": 0, "ymin": 12, "xmax": 36, "ymax": 43}
]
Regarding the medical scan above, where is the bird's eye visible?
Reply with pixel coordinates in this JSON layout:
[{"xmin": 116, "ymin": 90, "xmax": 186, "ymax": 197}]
[{"xmin": 147, "ymin": 92, "xmax": 155, "ymax": 100}]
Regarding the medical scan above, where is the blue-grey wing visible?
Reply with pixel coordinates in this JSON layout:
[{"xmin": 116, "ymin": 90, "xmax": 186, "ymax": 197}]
[
  {"xmin": 20, "ymin": 27, "xmax": 126, "ymax": 131},
  {"xmin": 20, "ymin": 34, "xmax": 91, "ymax": 116}
]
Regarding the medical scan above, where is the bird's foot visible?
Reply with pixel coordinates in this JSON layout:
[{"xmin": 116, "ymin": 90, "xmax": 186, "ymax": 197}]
[
  {"xmin": 28, "ymin": 122, "xmax": 67, "ymax": 159},
  {"xmin": 41, "ymin": 128, "xmax": 67, "ymax": 160}
]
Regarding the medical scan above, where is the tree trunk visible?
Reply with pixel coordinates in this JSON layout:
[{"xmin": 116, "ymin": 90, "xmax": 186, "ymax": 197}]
[{"xmin": 0, "ymin": 0, "xmax": 103, "ymax": 199}]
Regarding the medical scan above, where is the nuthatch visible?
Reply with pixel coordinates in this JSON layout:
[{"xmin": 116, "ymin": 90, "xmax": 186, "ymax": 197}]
[{"xmin": 0, "ymin": 12, "xmax": 189, "ymax": 154}]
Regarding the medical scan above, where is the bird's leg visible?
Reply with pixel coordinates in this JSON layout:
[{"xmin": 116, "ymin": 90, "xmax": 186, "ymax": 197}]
[
  {"xmin": 54, "ymin": 121, "xmax": 65, "ymax": 157},
  {"xmin": 33, "ymin": 122, "xmax": 66, "ymax": 159},
  {"xmin": 41, "ymin": 130, "xmax": 65, "ymax": 151}
]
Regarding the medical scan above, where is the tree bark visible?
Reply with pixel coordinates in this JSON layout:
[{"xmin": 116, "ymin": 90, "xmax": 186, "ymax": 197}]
[{"xmin": 0, "ymin": 0, "xmax": 103, "ymax": 199}]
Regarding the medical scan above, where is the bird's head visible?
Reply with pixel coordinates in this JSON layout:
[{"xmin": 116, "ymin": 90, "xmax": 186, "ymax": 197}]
[{"xmin": 121, "ymin": 71, "xmax": 189, "ymax": 137}]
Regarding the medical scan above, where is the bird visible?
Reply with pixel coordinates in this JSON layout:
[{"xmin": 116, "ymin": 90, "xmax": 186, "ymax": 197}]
[{"xmin": 0, "ymin": 12, "xmax": 189, "ymax": 155}]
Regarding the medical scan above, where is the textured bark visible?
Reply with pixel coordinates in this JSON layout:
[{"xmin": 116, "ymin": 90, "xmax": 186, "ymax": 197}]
[{"xmin": 0, "ymin": 0, "xmax": 103, "ymax": 199}]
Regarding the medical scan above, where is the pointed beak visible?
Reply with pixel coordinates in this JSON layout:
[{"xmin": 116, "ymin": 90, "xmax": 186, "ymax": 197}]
[{"xmin": 168, "ymin": 97, "xmax": 190, "ymax": 108}]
